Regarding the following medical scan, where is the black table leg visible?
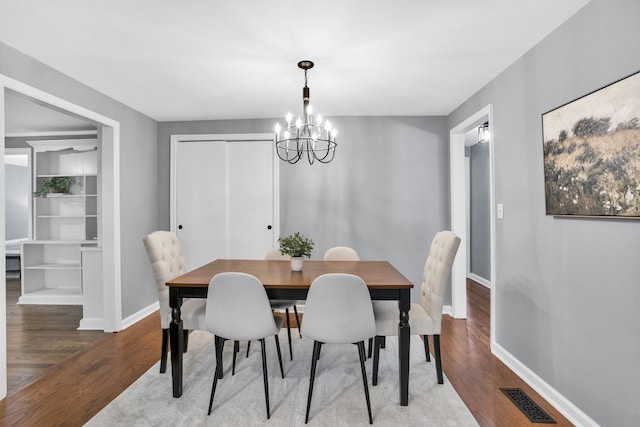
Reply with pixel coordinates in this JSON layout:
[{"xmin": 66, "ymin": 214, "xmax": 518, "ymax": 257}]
[
  {"xmin": 398, "ymin": 289, "xmax": 410, "ymax": 406},
  {"xmin": 169, "ymin": 288, "xmax": 184, "ymax": 398}
]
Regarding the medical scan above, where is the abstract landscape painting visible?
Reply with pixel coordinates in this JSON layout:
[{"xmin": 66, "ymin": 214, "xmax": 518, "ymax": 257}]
[{"xmin": 542, "ymin": 71, "xmax": 640, "ymax": 217}]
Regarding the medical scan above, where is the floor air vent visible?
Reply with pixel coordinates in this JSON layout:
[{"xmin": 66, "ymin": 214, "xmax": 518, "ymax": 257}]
[{"xmin": 500, "ymin": 388, "xmax": 556, "ymax": 424}]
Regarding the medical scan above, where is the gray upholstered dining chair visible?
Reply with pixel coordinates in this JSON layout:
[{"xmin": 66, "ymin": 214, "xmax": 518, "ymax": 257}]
[
  {"xmin": 322, "ymin": 246, "xmax": 360, "ymax": 261},
  {"xmin": 265, "ymin": 249, "xmax": 301, "ymax": 360},
  {"xmin": 205, "ymin": 272, "xmax": 284, "ymax": 419},
  {"xmin": 371, "ymin": 230, "xmax": 460, "ymax": 386},
  {"xmin": 143, "ymin": 230, "xmax": 206, "ymax": 373},
  {"xmin": 301, "ymin": 273, "xmax": 375, "ymax": 424}
]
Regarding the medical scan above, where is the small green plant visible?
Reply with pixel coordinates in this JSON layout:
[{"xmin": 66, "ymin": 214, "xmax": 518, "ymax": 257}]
[
  {"xmin": 278, "ymin": 232, "xmax": 314, "ymax": 258},
  {"xmin": 34, "ymin": 177, "xmax": 72, "ymax": 197}
]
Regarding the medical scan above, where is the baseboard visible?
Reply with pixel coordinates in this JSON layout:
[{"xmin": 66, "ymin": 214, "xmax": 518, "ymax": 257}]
[
  {"xmin": 492, "ymin": 342, "xmax": 598, "ymax": 427},
  {"xmin": 78, "ymin": 318, "xmax": 104, "ymax": 331},
  {"xmin": 273, "ymin": 303, "xmax": 305, "ymax": 313},
  {"xmin": 121, "ymin": 301, "xmax": 160, "ymax": 330},
  {"xmin": 443, "ymin": 305, "xmax": 453, "ymax": 316},
  {"xmin": 468, "ymin": 273, "xmax": 491, "ymax": 289}
]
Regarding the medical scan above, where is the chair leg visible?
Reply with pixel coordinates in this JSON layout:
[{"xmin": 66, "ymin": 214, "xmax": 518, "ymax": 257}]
[
  {"xmin": 357, "ymin": 341, "xmax": 373, "ymax": 424},
  {"xmin": 274, "ymin": 334, "xmax": 284, "ymax": 378},
  {"xmin": 208, "ymin": 336, "xmax": 225, "ymax": 415},
  {"xmin": 183, "ymin": 329, "xmax": 189, "ymax": 353},
  {"xmin": 160, "ymin": 328, "xmax": 169, "ymax": 373},
  {"xmin": 232, "ymin": 340, "xmax": 239, "ymax": 375},
  {"xmin": 246, "ymin": 340, "xmax": 251, "ymax": 358},
  {"xmin": 305, "ymin": 340, "xmax": 321, "ymax": 424},
  {"xmin": 372, "ymin": 336, "xmax": 382, "ymax": 386},
  {"xmin": 381, "ymin": 336, "xmax": 386, "ymax": 348},
  {"xmin": 293, "ymin": 304, "xmax": 302, "ymax": 338},
  {"xmin": 434, "ymin": 334, "xmax": 443, "ymax": 384},
  {"xmin": 367, "ymin": 337, "xmax": 373, "ymax": 359},
  {"xmin": 215, "ymin": 335, "xmax": 224, "ymax": 379},
  {"xmin": 423, "ymin": 335, "xmax": 431, "ymax": 362},
  {"xmin": 316, "ymin": 342, "xmax": 322, "ymax": 361},
  {"xmin": 260, "ymin": 338, "xmax": 271, "ymax": 419},
  {"xmin": 285, "ymin": 308, "xmax": 293, "ymax": 361}
]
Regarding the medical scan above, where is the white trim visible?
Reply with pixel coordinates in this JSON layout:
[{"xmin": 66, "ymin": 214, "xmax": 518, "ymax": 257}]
[
  {"xmin": 442, "ymin": 305, "xmax": 453, "ymax": 316},
  {"xmin": 0, "ymin": 88, "xmax": 6, "ymax": 399},
  {"xmin": 449, "ymin": 104, "xmax": 496, "ymax": 338},
  {"xmin": 492, "ymin": 342, "xmax": 599, "ymax": 427},
  {"xmin": 273, "ymin": 303, "xmax": 305, "ymax": 314},
  {"xmin": 78, "ymin": 318, "xmax": 105, "ymax": 331},
  {"xmin": 120, "ymin": 302, "xmax": 160, "ymax": 330},
  {"xmin": 6, "ymin": 130, "xmax": 97, "ymax": 138},
  {"xmin": 0, "ymin": 74, "xmax": 123, "ymax": 398},
  {"xmin": 468, "ymin": 273, "xmax": 491, "ymax": 289}
]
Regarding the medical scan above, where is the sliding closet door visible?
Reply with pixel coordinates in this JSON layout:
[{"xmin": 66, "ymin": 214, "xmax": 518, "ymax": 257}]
[{"xmin": 173, "ymin": 137, "xmax": 277, "ymax": 270}]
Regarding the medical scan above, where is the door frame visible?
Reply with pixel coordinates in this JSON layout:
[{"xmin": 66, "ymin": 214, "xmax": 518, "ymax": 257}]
[
  {"xmin": 449, "ymin": 104, "xmax": 495, "ymax": 340},
  {"xmin": 1, "ymin": 74, "xmax": 122, "ymax": 398},
  {"xmin": 169, "ymin": 133, "xmax": 280, "ymax": 249}
]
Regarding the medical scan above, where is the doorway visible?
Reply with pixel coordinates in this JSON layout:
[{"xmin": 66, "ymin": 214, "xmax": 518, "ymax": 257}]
[
  {"xmin": 449, "ymin": 105, "xmax": 496, "ymax": 343},
  {"xmin": 0, "ymin": 74, "xmax": 121, "ymax": 398}
]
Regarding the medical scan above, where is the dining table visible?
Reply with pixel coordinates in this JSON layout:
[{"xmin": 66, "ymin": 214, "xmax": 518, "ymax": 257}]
[{"xmin": 165, "ymin": 259, "xmax": 414, "ymax": 406}]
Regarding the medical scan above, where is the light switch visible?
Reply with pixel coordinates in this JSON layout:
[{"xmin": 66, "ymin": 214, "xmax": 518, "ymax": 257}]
[{"xmin": 497, "ymin": 203, "xmax": 504, "ymax": 219}]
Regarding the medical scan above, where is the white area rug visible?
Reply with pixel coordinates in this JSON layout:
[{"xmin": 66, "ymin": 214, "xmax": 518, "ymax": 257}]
[{"xmin": 87, "ymin": 330, "xmax": 478, "ymax": 426}]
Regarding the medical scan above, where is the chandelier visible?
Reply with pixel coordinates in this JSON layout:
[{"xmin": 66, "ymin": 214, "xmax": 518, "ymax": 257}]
[{"xmin": 275, "ymin": 60, "xmax": 337, "ymax": 164}]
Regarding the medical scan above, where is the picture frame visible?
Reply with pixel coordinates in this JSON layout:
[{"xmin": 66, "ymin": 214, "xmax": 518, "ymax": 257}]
[{"xmin": 542, "ymin": 70, "xmax": 640, "ymax": 218}]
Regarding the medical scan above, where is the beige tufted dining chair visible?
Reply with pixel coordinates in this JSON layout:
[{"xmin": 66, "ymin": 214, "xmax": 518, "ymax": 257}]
[
  {"xmin": 322, "ymin": 246, "xmax": 360, "ymax": 261},
  {"xmin": 143, "ymin": 230, "xmax": 206, "ymax": 373},
  {"xmin": 371, "ymin": 230, "xmax": 460, "ymax": 386}
]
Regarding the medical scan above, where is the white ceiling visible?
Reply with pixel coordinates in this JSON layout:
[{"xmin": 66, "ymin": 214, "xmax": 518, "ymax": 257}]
[{"xmin": 1, "ymin": 0, "xmax": 589, "ymax": 130}]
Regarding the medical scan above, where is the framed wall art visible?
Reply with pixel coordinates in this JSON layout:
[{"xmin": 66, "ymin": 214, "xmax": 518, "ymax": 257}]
[{"xmin": 542, "ymin": 70, "xmax": 640, "ymax": 218}]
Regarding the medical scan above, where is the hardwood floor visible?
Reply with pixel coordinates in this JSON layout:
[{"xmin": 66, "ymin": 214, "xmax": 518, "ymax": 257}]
[
  {"xmin": 440, "ymin": 280, "xmax": 573, "ymax": 426},
  {"xmin": 4, "ymin": 278, "xmax": 106, "ymax": 394},
  {"xmin": 0, "ymin": 278, "xmax": 574, "ymax": 426}
]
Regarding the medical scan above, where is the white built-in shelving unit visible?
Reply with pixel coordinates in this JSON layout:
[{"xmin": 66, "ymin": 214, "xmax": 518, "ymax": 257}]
[{"xmin": 19, "ymin": 139, "xmax": 101, "ymax": 306}]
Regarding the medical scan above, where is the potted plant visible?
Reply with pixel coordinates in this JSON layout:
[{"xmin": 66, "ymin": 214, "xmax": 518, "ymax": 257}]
[
  {"xmin": 278, "ymin": 232, "xmax": 314, "ymax": 271},
  {"xmin": 33, "ymin": 176, "xmax": 72, "ymax": 198}
]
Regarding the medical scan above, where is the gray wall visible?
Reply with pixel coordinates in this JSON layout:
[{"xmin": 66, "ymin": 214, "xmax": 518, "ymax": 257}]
[
  {"xmin": 4, "ymin": 163, "xmax": 29, "ymax": 240},
  {"xmin": 447, "ymin": 1, "xmax": 640, "ymax": 425},
  {"xmin": 469, "ymin": 141, "xmax": 491, "ymax": 280},
  {"xmin": 158, "ymin": 116, "xmax": 449, "ymax": 301},
  {"xmin": 1, "ymin": 42, "xmax": 160, "ymax": 319}
]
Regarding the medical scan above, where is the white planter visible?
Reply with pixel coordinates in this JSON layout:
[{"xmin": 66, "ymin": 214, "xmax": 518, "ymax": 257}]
[{"xmin": 291, "ymin": 257, "xmax": 304, "ymax": 271}]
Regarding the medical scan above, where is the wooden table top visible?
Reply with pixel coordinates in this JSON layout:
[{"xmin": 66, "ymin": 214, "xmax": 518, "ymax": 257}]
[{"xmin": 166, "ymin": 259, "xmax": 413, "ymax": 290}]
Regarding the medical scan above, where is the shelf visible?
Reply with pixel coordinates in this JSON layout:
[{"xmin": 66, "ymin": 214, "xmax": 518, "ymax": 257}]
[
  {"xmin": 36, "ymin": 174, "xmax": 90, "ymax": 178},
  {"xmin": 40, "ymin": 193, "xmax": 85, "ymax": 200},
  {"xmin": 36, "ymin": 215, "xmax": 95, "ymax": 220},
  {"xmin": 18, "ymin": 288, "xmax": 83, "ymax": 305},
  {"xmin": 25, "ymin": 263, "xmax": 82, "ymax": 270}
]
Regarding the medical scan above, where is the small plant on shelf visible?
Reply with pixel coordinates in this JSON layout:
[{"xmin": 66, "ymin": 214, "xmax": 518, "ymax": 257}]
[
  {"xmin": 33, "ymin": 177, "xmax": 72, "ymax": 197},
  {"xmin": 278, "ymin": 232, "xmax": 314, "ymax": 258}
]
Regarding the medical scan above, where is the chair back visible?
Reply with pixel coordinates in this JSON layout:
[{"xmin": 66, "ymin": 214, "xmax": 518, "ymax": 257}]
[
  {"xmin": 143, "ymin": 231, "xmax": 188, "ymax": 329},
  {"xmin": 302, "ymin": 273, "xmax": 375, "ymax": 344},
  {"xmin": 419, "ymin": 231, "xmax": 461, "ymax": 334},
  {"xmin": 323, "ymin": 246, "xmax": 360, "ymax": 261},
  {"xmin": 265, "ymin": 249, "xmax": 290, "ymax": 260},
  {"xmin": 205, "ymin": 272, "xmax": 279, "ymax": 341}
]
